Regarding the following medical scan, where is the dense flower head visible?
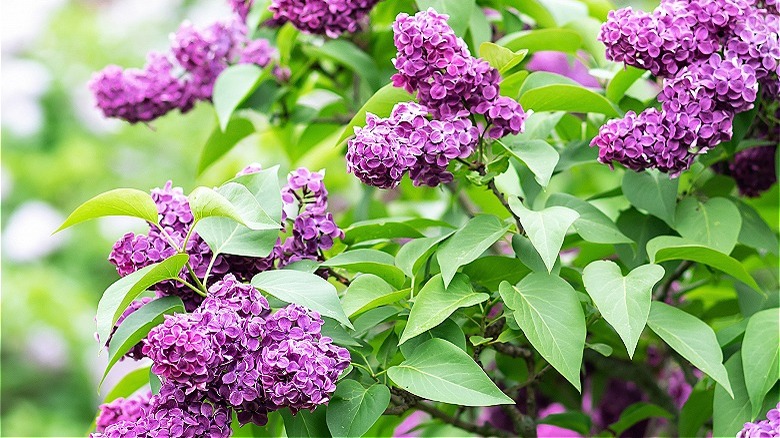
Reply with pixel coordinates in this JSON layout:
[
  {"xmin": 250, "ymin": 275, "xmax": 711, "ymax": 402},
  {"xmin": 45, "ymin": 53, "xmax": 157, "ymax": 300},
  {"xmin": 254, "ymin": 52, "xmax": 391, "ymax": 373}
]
[
  {"xmin": 739, "ymin": 403, "xmax": 780, "ymax": 437},
  {"xmin": 729, "ymin": 145, "xmax": 778, "ymax": 196},
  {"xmin": 260, "ymin": 304, "xmax": 350, "ymax": 413},
  {"xmin": 392, "ymin": 9, "xmax": 471, "ymax": 94},
  {"xmin": 109, "ymin": 232, "xmax": 174, "ymax": 277},
  {"xmin": 282, "ymin": 167, "xmax": 329, "ymax": 212},
  {"xmin": 269, "ymin": 0, "xmax": 379, "ymax": 38},
  {"xmin": 479, "ymin": 96, "xmax": 528, "ymax": 139},
  {"xmin": 727, "ymin": 9, "xmax": 780, "ymax": 94},
  {"xmin": 590, "ymin": 108, "xmax": 701, "ymax": 175},
  {"xmin": 347, "ymin": 113, "xmax": 416, "ymax": 189},
  {"xmin": 89, "ymin": 53, "xmax": 188, "ymax": 123},
  {"xmin": 281, "ymin": 209, "xmax": 343, "ymax": 264},
  {"xmin": 419, "ymin": 55, "xmax": 502, "ymax": 120},
  {"xmin": 410, "ymin": 114, "xmax": 480, "ymax": 186},
  {"xmin": 143, "ymin": 384, "xmax": 232, "ymax": 438},
  {"xmin": 200, "ymin": 274, "xmax": 270, "ymax": 319},
  {"xmin": 95, "ymin": 391, "xmax": 152, "ymax": 432}
]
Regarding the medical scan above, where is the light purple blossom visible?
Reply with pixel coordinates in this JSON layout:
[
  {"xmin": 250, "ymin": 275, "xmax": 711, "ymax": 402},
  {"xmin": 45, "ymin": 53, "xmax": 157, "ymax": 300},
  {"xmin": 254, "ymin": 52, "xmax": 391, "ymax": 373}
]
[
  {"xmin": 95, "ymin": 391, "xmax": 152, "ymax": 433},
  {"xmin": 738, "ymin": 403, "xmax": 780, "ymax": 437}
]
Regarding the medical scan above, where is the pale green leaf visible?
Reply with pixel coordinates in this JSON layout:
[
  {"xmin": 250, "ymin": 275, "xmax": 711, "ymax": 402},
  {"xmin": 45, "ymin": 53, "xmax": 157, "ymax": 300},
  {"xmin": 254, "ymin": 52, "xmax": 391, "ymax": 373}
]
[
  {"xmin": 436, "ymin": 215, "xmax": 510, "ymax": 287},
  {"xmin": 742, "ymin": 309, "xmax": 780, "ymax": 417},
  {"xmin": 326, "ymin": 381, "xmax": 390, "ymax": 438},
  {"xmin": 341, "ymin": 274, "xmax": 408, "ymax": 317},
  {"xmin": 56, "ymin": 188, "xmax": 159, "ymax": 232},
  {"xmin": 509, "ymin": 199, "xmax": 579, "ymax": 272},
  {"xmin": 213, "ymin": 64, "xmax": 264, "ymax": 131},
  {"xmin": 321, "ymin": 249, "xmax": 406, "ymax": 289},
  {"xmin": 546, "ymin": 193, "xmax": 633, "ymax": 244},
  {"xmin": 499, "ymin": 139, "xmax": 559, "ymax": 187},
  {"xmin": 622, "ymin": 170, "xmax": 678, "ymax": 227},
  {"xmin": 674, "ymin": 197, "xmax": 742, "ymax": 254}
]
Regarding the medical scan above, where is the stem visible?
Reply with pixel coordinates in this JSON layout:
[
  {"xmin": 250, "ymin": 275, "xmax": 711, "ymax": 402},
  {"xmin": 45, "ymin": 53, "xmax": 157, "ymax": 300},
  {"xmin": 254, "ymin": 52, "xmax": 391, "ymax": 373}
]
[
  {"xmin": 487, "ymin": 178, "xmax": 524, "ymax": 235},
  {"xmin": 186, "ymin": 264, "xmax": 208, "ymax": 295},
  {"xmin": 655, "ymin": 260, "xmax": 694, "ymax": 300},
  {"xmin": 328, "ymin": 268, "xmax": 351, "ymax": 286},
  {"xmin": 202, "ymin": 254, "xmax": 219, "ymax": 289},
  {"xmin": 172, "ymin": 277, "xmax": 207, "ymax": 297}
]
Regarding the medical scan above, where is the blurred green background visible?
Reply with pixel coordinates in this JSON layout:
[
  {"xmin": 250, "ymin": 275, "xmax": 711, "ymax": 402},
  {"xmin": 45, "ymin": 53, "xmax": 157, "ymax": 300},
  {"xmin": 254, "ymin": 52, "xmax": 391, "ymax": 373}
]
[{"xmin": 1, "ymin": 0, "xmax": 776, "ymax": 437}]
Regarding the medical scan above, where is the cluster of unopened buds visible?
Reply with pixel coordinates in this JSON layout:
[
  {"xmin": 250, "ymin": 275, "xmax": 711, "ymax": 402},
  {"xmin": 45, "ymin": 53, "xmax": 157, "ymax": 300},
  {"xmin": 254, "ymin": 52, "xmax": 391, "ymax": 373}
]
[
  {"xmin": 90, "ymin": 2, "xmax": 278, "ymax": 123},
  {"xmin": 592, "ymin": 0, "xmax": 779, "ymax": 176},
  {"xmin": 346, "ymin": 9, "xmax": 527, "ymax": 189},
  {"xmin": 95, "ymin": 165, "xmax": 349, "ymax": 436}
]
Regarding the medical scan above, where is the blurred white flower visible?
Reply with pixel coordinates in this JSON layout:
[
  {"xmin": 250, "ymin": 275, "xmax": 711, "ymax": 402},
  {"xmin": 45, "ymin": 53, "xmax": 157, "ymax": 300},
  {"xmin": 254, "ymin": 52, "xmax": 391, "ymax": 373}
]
[
  {"xmin": 1, "ymin": 165, "xmax": 13, "ymax": 201},
  {"xmin": 97, "ymin": 216, "xmax": 149, "ymax": 242},
  {"xmin": 1, "ymin": 59, "xmax": 52, "ymax": 137},
  {"xmin": 2, "ymin": 200, "xmax": 69, "ymax": 262},
  {"xmin": 1, "ymin": 0, "xmax": 66, "ymax": 53},
  {"xmin": 24, "ymin": 326, "xmax": 69, "ymax": 371}
]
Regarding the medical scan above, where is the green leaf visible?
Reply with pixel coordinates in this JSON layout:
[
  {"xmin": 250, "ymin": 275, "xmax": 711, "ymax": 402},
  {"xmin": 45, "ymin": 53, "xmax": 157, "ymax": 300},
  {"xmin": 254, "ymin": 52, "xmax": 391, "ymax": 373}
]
[
  {"xmin": 188, "ymin": 186, "xmax": 246, "ymax": 226},
  {"xmin": 102, "ymin": 296, "xmax": 185, "ymax": 386},
  {"xmin": 341, "ymin": 274, "xmax": 408, "ymax": 317},
  {"xmin": 400, "ymin": 273, "xmax": 488, "ymax": 344},
  {"xmin": 416, "ymin": 0, "xmax": 475, "ymax": 36},
  {"xmin": 674, "ymin": 197, "xmax": 742, "ymax": 254},
  {"xmin": 343, "ymin": 218, "xmax": 424, "ymax": 245},
  {"xmin": 102, "ymin": 366, "xmax": 151, "ymax": 403},
  {"xmin": 149, "ymin": 369, "xmax": 162, "ymax": 395},
  {"xmin": 388, "ymin": 339, "xmax": 514, "ymax": 406},
  {"xmin": 647, "ymin": 236, "xmax": 762, "ymax": 293},
  {"xmin": 303, "ymin": 40, "xmax": 381, "ymax": 90},
  {"xmin": 735, "ymin": 199, "xmax": 779, "ymax": 255},
  {"xmin": 479, "ymin": 42, "xmax": 528, "ymax": 74},
  {"xmin": 499, "ymin": 274, "xmax": 586, "ymax": 391},
  {"xmin": 622, "ymin": 170, "xmax": 678, "ymax": 227},
  {"xmin": 582, "ymin": 261, "xmax": 664, "ymax": 357},
  {"xmin": 606, "ymin": 66, "xmax": 647, "ymax": 103},
  {"xmin": 336, "ymin": 83, "xmax": 414, "ymax": 145},
  {"xmin": 546, "ymin": 193, "xmax": 633, "ymax": 244},
  {"xmin": 586, "ymin": 342, "xmax": 614, "ymax": 357},
  {"xmin": 197, "ymin": 168, "xmax": 282, "ymax": 257},
  {"xmin": 461, "ymin": 256, "xmax": 530, "ymax": 290},
  {"xmin": 713, "ymin": 354, "xmax": 752, "ymax": 437},
  {"xmin": 326, "ymin": 381, "xmax": 391, "ymax": 438},
  {"xmin": 679, "ymin": 382, "xmax": 714, "ymax": 438},
  {"xmin": 646, "ymin": 301, "xmax": 733, "ymax": 397},
  {"xmin": 395, "ymin": 233, "xmax": 454, "ymax": 278},
  {"xmin": 213, "ymin": 64, "xmax": 264, "ymax": 131},
  {"xmin": 496, "ymin": 28, "xmax": 583, "ymax": 53},
  {"xmin": 95, "ymin": 254, "xmax": 189, "ymax": 350},
  {"xmin": 321, "ymin": 249, "xmax": 406, "ymax": 289},
  {"xmin": 520, "ymin": 84, "xmax": 619, "ymax": 116},
  {"xmin": 56, "ymin": 188, "xmax": 159, "ymax": 232},
  {"xmin": 436, "ymin": 215, "xmax": 510, "ymax": 287},
  {"xmin": 512, "ymin": 234, "xmax": 555, "ymax": 274},
  {"xmin": 197, "ymin": 117, "xmax": 256, "ymax": 175},
  {"xmin": 252, "ymin": 270, "xmax": 353, "ymax": 328},
  {"xmin": 537, "ymin": 412, "xmax": 592, "ymax": 436},
  {"xmin": 499, "ymin": 139, "xmax": 559, "ymax": 187},
  {"xmin": 608, "ymin": 402, "xmax": 673, "ymax": 436},
  {"xmin": 399, "ymin": 318, "xmax": 467, "ymax": 358},
  {"xmin": 508, "ymin": 199, "xmax": 579, "ymax": 273},
  {"xmin": 742, "ymin": 309, "xmax": 780, "ymax": 417},
  {"xmin": 510, "ymin": 112, "xmax": 565, "ymax": 141},
  {"xmin": 282, "ymin": 407, "xmax": 331, "ymax": 438},
  {"xmin": 468, "ymin": 4, "xmax": 492, "ymax": 50}
]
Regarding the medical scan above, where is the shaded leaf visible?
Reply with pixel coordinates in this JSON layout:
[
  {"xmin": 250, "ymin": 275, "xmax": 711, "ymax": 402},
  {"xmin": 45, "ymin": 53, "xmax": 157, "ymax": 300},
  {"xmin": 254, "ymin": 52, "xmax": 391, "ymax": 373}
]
[
  {"xmin": 674, "ymin": 197, "xmax": 741, "ymax": 254},
  {"xmin": 322, "ymin": 249, "xmax": 406, "ymax": 289},
  {"xmin": 547, "ymin": 193, "xmax": 633, "ymax": 244},
  {"xmin": 622, "ymin": 170, "xmax": 678, "ymax": 227},
  {"xmin": 742, "ymin": 309, "xmax": 780, "ymax": 417},
  {"xmin": 214, "ymin": 64, "xmax": 264, "ymax": 131}
]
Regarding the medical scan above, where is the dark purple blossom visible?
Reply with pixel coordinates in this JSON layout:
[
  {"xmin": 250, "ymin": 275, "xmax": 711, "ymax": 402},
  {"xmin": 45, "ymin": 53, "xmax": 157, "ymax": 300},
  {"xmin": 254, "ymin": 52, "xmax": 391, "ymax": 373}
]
[
  {"xmin": 409, "ymin": 113, "xmax": 479, "ymax": 187},
  {"xmin": 95, "ymin": 391, "xmax": 152, "ymax": 433},
  {"xmin": 739, "ymin": 403, "xmax": 780, "ymax": 437},
  {"xmin": 729, "ymin": 145, "xmax": 778, "ymax": 196},
  {"xmin": 269, "ymin": 0, "xmax": 378, "ymax": 38},
  {"xmin": 142, "ymin": 384, "xmax": 232, "ymax": 438}
]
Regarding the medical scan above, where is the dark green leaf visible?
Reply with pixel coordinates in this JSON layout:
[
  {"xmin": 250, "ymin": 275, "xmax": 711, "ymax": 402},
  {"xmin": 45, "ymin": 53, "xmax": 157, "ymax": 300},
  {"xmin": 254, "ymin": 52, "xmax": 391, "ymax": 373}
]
[
  {"xmin": 303, "ymin": 40, "xmax": 381, "ymax": 90},
  {"xmin": 343, "ymin": 218, "xmax": 424, "ymax": 244},
  {"xmin": 674, "ymin": 197, "xmax": 742, "ymax": 254},
  {"xmin": 400, "ymin": 273, "xmax": 488, "ymax": 344},
  {"xmin": 742, "ymin": 309, "xmax": 780, "ymax": 417},
  {"xmin": 388, "ymin": 339, "xmax": 514, "ymax": 406},
  {"xmin": 436, "ymin": 215, "xmax": 510, "ymax": 287},
  {"xmin": 499, "ymin": 273, "xmax": 586, "ymax": 391},
  {"xmin": 713, "ymin": 355, "xmax": 752, "ymax": 437},
  {"xmin": 538, "ymin": 412, "xmax": 592, "ymax": 436},
  {"xmin": 213, "ymin": 64, "xmax": 264, "ymax": 131},
  {"xmin": 326, "ymin": 381, "xmax": 390, "ymax": 438},
  {"xmin": 509, "ymin": 198, "xmax": 579, "ymax": 273},
  {"xmin": 341, "ymin": 274, "xmax": 407, "ymax": 317},
  {"xmin": 95, "ymin": 254, "xmax": 189, "ymax": 350},
  {"xmin": 56, "ymin": 188, "xmax": 159, "ymax": 232},
  {"xmin": 282, "ymin": 407, "xmax": 331, "ymax": 438},
  {"xmin": 102, "ymin": 296, "xmax": 185, "ymax": 385},
  {"xmin": 735, "ymin": 199, "xmax": 779, "ymax": 255},
  {"xmin": 605, "ymin": 66, "xmax": 647, "ymax": 103},
  {"xmin": 646, "ymin": 301, "xmax": 733, "ymax": 396},
  {"xmin": 582, "ymin": 261, "xmax": 664, "ymax": 357},
  {"xmin": 395, "ymin": 233, "xmax": 454, "ymax": 278},
  {"xmin": 462, "ymin": 256, "xmax": 530, "ymax": 290},
  {"xmin": 647, "ymin": 236, "xmax": 762, "ymax": 293},
  {"xmin": 622, "ymin": 170, "xmax": 678, "ymax": 227},
  {"xmin": 608, "ymin": 402, "xmax": 673, "ymax": 436},
  {"xmin": 399, "ymin": 318, "xmax": 467, "ymax": 358},
  {"xmin": 322, "ymin": 249, "xmax": 406, "ymax": 289},
  {"xmin": 252, "ymin": 270, "xmax": 353, "ymax": 328},
  {"xmin": 679, "ymin": 382, "xmax": 714, "ymax": 438}
]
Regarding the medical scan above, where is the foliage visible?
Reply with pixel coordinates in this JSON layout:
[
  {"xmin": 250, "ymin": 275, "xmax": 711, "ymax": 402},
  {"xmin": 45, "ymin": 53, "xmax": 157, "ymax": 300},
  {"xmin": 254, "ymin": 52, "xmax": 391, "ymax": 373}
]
[{"xmin": 33, "ymin": 0, "xmax": 780, "ymax": 436}]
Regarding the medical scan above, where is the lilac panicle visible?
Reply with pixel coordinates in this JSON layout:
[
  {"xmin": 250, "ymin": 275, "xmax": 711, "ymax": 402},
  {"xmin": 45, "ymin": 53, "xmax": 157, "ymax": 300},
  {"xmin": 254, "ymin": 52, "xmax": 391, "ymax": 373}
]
[
  {"xmin": 269, "ymin": 0, "xmax": 379, "ymax": 38},
  {"xmin": 95, "ymin": 391, "xmax": 152, "ymax": 432},
  {"xmin": 729, "ymin": 145, "xmax": 778, "ymax": 197},
  {"xmin": 738, "ymin": 403, "xmax": 780, "ymax": 437}
]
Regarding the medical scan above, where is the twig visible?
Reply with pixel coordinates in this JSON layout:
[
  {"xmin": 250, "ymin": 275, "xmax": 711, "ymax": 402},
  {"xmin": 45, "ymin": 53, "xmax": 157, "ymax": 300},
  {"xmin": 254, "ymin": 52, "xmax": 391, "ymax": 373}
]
[
  {"xmin": 328, "ymin": 268, "xmax": 351, "ymax": 286},
  {"xmin": 655, "ymin": 261, "xmax": 694, "ymax": 300},
  {"xmin": 486, "ymin": 174, "xmax": 525, "ymax": 235},
  {"xmin": 492, "ymin": 342, "xmax": 532, "ymax": 358}
]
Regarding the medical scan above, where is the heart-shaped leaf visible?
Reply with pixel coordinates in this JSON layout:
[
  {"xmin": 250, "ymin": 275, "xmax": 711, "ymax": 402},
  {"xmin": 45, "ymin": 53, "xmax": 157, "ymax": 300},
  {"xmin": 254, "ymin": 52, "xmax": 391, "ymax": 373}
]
[
  {"xmin": 674, "ymin": 197, "xmax": 741, "ymax": 254},
  {"xmin": 326, "ymin": 381, "xmax": 390, "ymax": 438},
  {"xmin": 509, "ymin": 199, "xmax": 579, "ymax": 273}
]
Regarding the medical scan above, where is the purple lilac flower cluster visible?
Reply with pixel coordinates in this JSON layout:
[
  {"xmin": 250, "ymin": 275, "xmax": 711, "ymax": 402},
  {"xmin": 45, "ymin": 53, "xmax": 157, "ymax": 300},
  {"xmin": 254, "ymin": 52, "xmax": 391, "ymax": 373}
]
[
  {"xmin": 95, "ymin": 391, "xmax": 152, "ymax": 433},
  {"xmin": 90, "ymin": 4, "xmax": 276, "ymax": 123},
  {"xmin": 593, "ymin": 0, "xmax": 778, "ymax": 175},
  {"xmin": 739, "ymin": 403, "xmax": 780, "ymax": 437},
  {"xmin": 96, "ymin": 277, "xmax": 350, "ymax": 435},
  {"xmin": 269, "ymin": 0, "xmax": 379, "ymax": 38},
  {"xmin": 392, "ymin": 9, "xmax": 526, "ymax": 137},
  {"xmin": 728, "ymin": 145, "xmax": 778, "ymax": 196},
  {"xmin": 347, "ymin": 9, "xmax": 526, "ymax": 189},
  {"xmin": 347, "ymin": 102, "xmax": 479, "ymax": 188}
]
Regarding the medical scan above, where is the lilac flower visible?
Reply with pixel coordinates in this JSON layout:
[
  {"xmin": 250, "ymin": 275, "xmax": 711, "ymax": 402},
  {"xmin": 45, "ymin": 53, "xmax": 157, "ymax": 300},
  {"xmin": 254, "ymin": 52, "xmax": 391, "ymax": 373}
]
[
  {"xmin": 729, "ymin": 145, "xmax": 778, "ymax": 197},
  {"xmin": 282, "ymin": 167, "xmax": 329, "ymax": 214},
  {"xmin": 89, "ymin": 53, "xmax": 188, "ymax": 123},
  {"xmin": 269, "ymin": 0, "xmax": 379, "ymax": 38},
  {"xmin": 108, "ymin": 232, "xmax": 175, "ymax": 277},
  {"xmin": 200, "ymin": 274, "xmax": 270, "ymax": 320},
  {"xmin": 95, "ymin": 391, "xmax": 152, "ymax": 432},
  {"xmin": 240, "ymin": 38, "xmax": 277, "ymax": 68},
  {"xmin": 409, "ymin": 114, "xmax": 479, "ymax": 186},
  {"xmin": 726, "ymin": 10, "xmax": 780, "ymax": 95},
  {"xmin": 90, "ymin": 420, "xmax": 148, "ymax": 438},
  {"xmin": 738, "ymin": 403, "xmax": 780, "ymax": 437},
  {"xmin": 480, "ymin": 96, "xmax": 527, "ymax": 139},
  {"xmin": 229, "ymin": 0, "xmax": 254, "ymax": 22},
  {"xmin": 141, "ymin": 383, "xmax": 233, "ymax": 438},
  {"xmin": 237, "ymin": 162, "xmax": 263, "ymax": 176}
]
